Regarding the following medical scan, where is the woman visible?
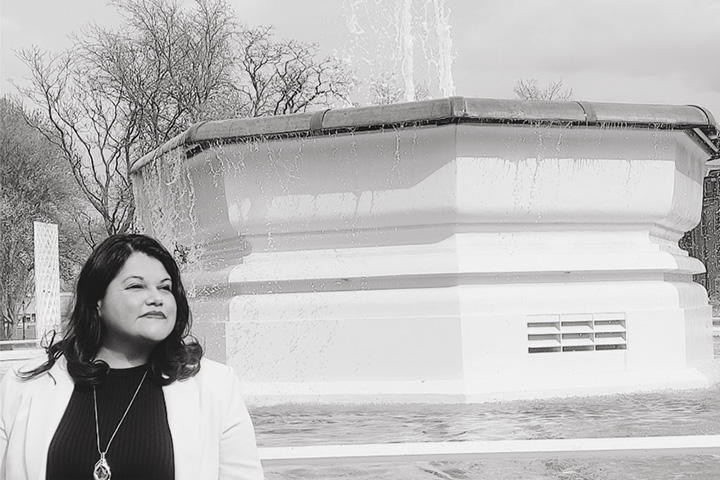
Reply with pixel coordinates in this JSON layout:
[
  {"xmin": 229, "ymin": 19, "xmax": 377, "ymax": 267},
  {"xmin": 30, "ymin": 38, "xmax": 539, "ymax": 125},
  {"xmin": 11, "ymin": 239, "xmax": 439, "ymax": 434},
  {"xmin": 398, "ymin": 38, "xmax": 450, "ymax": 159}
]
[{"xmin": 0, "ymin": 234, "xmax": 264, "ymax": 480}]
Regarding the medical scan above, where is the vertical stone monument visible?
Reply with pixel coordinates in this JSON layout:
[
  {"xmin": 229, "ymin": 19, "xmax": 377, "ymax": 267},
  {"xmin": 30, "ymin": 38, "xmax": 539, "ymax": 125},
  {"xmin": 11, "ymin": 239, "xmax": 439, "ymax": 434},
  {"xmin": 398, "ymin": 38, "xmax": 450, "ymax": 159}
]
[{"xmin": 34, "ymin": 221, "xmax": 61, "ymax": 342}]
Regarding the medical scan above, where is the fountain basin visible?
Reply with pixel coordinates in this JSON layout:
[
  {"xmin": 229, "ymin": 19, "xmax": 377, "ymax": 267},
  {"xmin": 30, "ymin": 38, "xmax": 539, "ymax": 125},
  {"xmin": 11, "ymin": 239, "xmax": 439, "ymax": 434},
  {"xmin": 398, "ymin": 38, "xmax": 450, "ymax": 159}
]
[{"xmin": 132, "ymin": 97, "xmax": 720, "ymax": 404}]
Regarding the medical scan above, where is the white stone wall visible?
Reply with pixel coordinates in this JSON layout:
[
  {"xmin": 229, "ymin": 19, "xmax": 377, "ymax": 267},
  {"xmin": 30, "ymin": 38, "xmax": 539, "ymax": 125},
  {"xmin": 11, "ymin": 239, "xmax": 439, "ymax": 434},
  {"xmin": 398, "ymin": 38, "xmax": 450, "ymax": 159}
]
[{"xmin": 143, "ymin": 122, "xmax": 713, "ymax": 404}]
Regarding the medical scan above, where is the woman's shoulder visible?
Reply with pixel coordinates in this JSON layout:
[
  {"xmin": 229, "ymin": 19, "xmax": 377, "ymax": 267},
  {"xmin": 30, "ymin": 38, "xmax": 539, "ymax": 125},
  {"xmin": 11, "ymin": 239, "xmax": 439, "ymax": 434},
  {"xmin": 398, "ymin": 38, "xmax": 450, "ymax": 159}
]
[
  {"xmin": 1, "ymin": 354, "xmax": 68, "ymax": 401},
  {"xmin": 172, "ymin": 357, "xmax": 242, "ymax": 400},
  {"xmin": 195, "ymin": 357, "xmax": 236, "ymax": 381},
  {"xmin": 1, "ymin": 353, "xmax": 57, "ymax": 382}
]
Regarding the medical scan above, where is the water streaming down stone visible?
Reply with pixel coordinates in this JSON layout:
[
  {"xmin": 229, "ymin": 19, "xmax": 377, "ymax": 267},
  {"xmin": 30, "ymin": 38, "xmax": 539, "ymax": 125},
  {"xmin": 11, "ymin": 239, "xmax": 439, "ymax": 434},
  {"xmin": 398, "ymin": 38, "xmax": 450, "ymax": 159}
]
[{"xmin": 131, "ymin": 97, "xmax": 720, "ymax": 405}]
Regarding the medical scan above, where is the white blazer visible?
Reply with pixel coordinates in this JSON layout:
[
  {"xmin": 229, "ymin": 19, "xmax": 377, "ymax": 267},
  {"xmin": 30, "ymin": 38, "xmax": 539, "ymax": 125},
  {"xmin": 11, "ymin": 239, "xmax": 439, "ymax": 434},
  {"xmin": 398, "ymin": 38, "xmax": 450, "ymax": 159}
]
[{"xmin": 0, "ymin": 356, "xmax": 264, "ymax": 480}]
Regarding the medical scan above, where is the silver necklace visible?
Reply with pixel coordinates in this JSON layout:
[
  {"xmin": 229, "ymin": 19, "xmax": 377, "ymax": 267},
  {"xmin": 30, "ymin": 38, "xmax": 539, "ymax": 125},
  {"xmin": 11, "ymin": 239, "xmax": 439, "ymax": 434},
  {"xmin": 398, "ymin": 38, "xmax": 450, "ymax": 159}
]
[{"xmin": 92, "ymin": 370, "xmax": 148, "ymax": 480}]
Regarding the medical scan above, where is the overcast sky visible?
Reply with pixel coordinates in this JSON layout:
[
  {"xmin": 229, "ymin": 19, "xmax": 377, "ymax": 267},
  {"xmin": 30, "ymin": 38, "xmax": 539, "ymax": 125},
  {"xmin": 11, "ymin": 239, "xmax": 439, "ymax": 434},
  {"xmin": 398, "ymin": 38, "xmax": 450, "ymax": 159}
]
[{"xmin": 2, "ymin": 0, "xmax": 719, "ymax": 118}]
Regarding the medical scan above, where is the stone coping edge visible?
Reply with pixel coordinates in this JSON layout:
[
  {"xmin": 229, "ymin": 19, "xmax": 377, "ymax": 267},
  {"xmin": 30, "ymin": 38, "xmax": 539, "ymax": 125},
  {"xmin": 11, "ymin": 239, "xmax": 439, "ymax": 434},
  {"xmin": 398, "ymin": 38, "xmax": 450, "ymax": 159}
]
[
  {"xmin": 131, "ymin": 97, "xmax": 720, "ymax": 173},
  {"xmin": 258, "ymin": 435, "xmax": 720, "ymax": 466}
]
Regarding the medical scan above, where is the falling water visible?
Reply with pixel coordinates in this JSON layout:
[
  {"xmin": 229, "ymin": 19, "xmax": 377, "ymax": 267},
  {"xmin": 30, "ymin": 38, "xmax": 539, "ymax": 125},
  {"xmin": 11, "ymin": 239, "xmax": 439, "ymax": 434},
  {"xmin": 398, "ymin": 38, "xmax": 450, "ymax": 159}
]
[
  {"xmin": 430, "ymin": 0, "xmax": 455, "ymax": 98},
  {"xmin": 343, "ymin": 0, "xmax": 455, "ymax": 104},
  {"xmin": 398, "ymin": 0, "xmax": 415, "ymax": 101}
]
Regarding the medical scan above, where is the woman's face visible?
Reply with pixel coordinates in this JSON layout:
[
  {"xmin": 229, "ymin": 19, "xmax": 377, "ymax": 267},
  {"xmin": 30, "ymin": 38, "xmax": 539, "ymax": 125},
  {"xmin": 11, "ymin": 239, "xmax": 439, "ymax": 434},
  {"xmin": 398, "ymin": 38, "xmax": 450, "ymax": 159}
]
[{"xmin": 97, "ymin": 252, "xmax": 177, "ymax": 352}]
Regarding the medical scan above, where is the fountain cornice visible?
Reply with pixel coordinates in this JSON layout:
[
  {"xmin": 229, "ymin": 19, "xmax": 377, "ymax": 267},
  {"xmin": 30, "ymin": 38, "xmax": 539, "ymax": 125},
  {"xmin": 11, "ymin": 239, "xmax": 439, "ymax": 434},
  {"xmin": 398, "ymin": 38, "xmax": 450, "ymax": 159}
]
[{"xmin": 131, "ymin": 97, "xmax": 719, "ymax": 174}]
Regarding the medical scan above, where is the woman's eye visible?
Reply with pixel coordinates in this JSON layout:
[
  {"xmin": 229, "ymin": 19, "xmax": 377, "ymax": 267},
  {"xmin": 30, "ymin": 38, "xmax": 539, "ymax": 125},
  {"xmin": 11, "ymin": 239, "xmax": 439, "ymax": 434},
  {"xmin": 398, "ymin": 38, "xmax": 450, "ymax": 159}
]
[
  {"xmin": 160, "ymin": 285, "xmax": 172, "ymax": 291},
  {"xmin": 127, "ymin": 284, "xmax": 143, "ymax": 290}
]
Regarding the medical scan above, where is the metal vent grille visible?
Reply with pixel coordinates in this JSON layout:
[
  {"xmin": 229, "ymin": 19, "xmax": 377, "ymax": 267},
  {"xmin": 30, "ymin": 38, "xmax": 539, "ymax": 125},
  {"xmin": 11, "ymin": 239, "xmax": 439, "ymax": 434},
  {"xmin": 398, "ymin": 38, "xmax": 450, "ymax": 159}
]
[{"xmin": 527, "ymin": 313, "xmax": 627, "ymax": 354}]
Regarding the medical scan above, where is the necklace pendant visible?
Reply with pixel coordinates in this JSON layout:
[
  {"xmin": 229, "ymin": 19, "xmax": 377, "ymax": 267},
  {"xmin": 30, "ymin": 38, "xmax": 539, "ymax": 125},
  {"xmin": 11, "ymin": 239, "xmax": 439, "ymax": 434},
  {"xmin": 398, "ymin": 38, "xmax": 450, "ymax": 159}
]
[{"xmin": 93, "ymin": 453, "xmax": 111, "ymax": 480}]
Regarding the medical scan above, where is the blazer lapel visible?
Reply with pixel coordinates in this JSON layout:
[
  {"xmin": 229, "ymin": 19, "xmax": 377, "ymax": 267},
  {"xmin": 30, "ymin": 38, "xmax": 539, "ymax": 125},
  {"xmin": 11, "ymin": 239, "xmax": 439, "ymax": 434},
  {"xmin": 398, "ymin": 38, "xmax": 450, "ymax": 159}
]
[
  {"xmin": 24, "ymin": 360, "xmax": 74, "ymax": 480},
  {"xmin": 164, "ymin": 377, "xmax": 201, "ymax": 480}
]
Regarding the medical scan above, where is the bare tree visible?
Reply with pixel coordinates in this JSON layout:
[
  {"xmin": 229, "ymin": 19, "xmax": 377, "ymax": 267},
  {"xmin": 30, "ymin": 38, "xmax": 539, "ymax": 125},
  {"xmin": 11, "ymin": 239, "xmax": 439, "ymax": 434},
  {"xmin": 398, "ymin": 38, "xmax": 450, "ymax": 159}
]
[
  {"xmin": 102, "ymin": 0, "xmax": 241, "ymax": 147},
  {"xmin": 0, "ymin": 97, "xmax": 89, "ymax": 339},
  {"xmin": 16, "ymin": 0, "xmax": 241, "ymax": 236},
  {"xmin": 17, "ymin": 0, "xmax": 354, "ymax": 239},
  {"xmin": 18, "ymin": 46, "xmax": 141, "ymax": 236},
  {"xmin": 514, "ymin": 78, "xmax": 573, "ymax": 101},
  {"xmin": 237, "ymin": 26, "xmax": 355, "ymax": 117}
]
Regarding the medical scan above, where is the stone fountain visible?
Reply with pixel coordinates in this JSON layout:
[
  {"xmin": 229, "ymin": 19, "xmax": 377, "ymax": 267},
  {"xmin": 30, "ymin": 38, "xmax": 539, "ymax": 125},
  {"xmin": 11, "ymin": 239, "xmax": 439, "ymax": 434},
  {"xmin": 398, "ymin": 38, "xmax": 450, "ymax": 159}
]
[{"xmin": 132, "ymin": 97, "xmax": 720, "ymax": 404}]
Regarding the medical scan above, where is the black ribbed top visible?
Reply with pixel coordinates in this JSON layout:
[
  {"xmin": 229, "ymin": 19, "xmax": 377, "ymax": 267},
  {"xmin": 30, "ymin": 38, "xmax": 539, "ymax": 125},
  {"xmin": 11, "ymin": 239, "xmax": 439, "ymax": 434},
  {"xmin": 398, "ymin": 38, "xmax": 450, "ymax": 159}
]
[{"xmin": 46, "ymin": 364, "xmax": 174, "ymax": 480}]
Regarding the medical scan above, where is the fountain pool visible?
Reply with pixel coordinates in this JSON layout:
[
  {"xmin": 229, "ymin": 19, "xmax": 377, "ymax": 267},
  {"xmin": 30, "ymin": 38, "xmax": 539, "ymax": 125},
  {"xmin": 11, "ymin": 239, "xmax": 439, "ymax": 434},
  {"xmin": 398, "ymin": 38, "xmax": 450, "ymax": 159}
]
[{"xmin": 252, "ymin": 340, "xmax": 720, "ymax": 478}]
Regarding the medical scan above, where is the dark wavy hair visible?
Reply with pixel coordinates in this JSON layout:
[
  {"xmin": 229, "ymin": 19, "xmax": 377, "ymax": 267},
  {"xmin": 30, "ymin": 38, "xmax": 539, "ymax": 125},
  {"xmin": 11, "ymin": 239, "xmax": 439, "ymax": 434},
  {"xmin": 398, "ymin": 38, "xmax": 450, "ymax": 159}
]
[{"xmin": 21, "ymin": 234, "xmax": 203, "ymax": 386}]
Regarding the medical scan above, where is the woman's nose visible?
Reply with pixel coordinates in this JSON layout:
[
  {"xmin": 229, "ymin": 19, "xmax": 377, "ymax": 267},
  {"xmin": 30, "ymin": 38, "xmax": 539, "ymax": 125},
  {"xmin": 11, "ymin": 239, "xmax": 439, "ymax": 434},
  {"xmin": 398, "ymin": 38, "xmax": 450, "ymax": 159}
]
[{"xmin": 146, "ymin": 288, "xmax": 164, "ymax": 305}]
